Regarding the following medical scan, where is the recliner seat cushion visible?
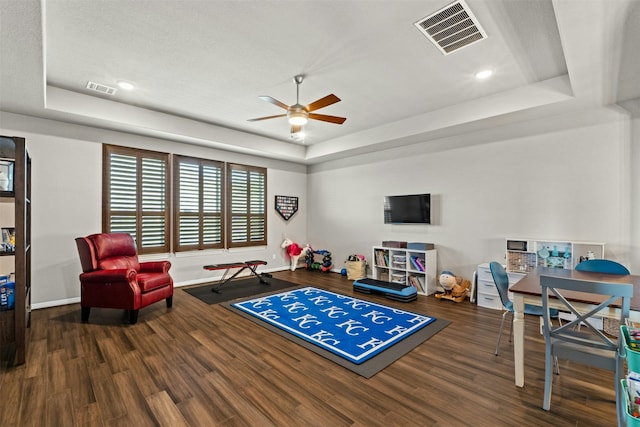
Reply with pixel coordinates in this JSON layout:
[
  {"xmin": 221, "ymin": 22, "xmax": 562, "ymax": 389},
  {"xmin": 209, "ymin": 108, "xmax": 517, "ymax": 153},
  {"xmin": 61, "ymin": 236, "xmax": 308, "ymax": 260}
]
[{"xmin": 137, "ymin": 272, "xmax": 173, "ymax": 292}]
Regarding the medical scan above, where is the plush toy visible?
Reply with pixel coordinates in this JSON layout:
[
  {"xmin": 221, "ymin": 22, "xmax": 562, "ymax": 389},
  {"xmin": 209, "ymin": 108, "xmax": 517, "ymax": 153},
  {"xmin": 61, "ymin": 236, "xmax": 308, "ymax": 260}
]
[
  {"xmin": 436, "ymin": 270, "xmax": 471, "ymax": 303},
  {"xmin": 281, "ymin": 238, "xmax": 306, "ymax": 271}
]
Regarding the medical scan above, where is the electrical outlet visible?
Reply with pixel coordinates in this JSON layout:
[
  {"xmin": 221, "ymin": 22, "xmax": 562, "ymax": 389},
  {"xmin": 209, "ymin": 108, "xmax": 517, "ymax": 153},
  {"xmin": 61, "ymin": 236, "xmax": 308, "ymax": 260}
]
[{"xmin": 272, "ymin": 253, "xmax": 277, "ymax": 260}]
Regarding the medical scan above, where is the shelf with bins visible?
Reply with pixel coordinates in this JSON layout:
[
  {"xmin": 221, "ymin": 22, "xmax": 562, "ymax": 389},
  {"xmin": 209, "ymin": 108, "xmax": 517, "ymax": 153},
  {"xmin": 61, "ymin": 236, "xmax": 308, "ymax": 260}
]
[
  {"xmin": 505, "ymin": 238, "xmax": 605, "ymax": 273},
  {"xmin": 0, "ymin": 135, "xmax": 30, "ymax": 366},
  {"xmin": 372, "ymin": 246, "xmax": 437, "ymax": 295}
]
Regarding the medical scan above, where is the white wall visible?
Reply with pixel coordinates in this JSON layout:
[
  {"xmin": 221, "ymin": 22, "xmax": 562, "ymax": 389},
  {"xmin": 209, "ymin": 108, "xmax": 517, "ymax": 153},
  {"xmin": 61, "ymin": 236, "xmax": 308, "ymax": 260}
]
[
  {"xmin": 307, "ymin": 106, "xmax": 634, "ymax": 282},
  {"xmin": 631, "ymin": 113, "xmax": 640, "ymax": 271},
  {"xmin": 1, "ymin": 104, "xmax": 637, "ymax": 307},
  {"xmin": 0, "ymin": 112, "xmax": 308, "ymax": 308}
]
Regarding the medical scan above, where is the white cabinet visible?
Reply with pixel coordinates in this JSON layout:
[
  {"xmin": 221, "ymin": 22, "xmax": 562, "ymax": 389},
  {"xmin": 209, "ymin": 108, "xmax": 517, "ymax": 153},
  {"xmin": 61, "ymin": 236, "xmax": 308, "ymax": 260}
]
[
  {"xmin": 372, "ymin": 246, "xmax": 437, "ymax": 295},
  {"xmin": 476, "ymin": 263, "xmax": 525, "ymax": 310},
  {"xmin": 505, "ymin": 238, "xmax": 605, "ymax": 273}
]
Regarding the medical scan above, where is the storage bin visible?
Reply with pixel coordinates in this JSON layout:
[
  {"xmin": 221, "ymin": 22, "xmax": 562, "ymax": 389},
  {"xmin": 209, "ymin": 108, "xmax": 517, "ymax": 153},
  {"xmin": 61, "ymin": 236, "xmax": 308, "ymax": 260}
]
[
  {"xmin": 382, "ymin": 241, "xmax": 406, "ymax": 248},
  {"xmin": 0, "ymin": 281, "xmax": 15, "ymax": 311},
  {"xmin": 407, "ymin": 242, "xmax": 434, "ymax": 250},
  {"xmin": 622, "ymin": 379, "xmax": 640, "ymax": 426},
  {"xmin": 622, "ymin": 325, "xmax": 640, "ymax": 373},
  {"xmin": 390, "ymin": 274, "xmax": 405, "ymax": 283},
  {"xmin": 345, "ymin": 260, "xmax": 366, "ymax": 280}
]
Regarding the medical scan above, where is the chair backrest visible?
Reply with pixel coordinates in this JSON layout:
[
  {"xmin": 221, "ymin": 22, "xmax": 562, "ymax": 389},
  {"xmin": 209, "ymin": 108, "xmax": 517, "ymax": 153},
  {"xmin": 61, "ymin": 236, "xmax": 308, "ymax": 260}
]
[
  {"xmin": 575, "ymin": 259, "xmax": 630, "ymax": 275},
  {"xmin": 540, "ymin": 275, "xmax": 632, "ymax": 352},
  {"xmin": 75, "ymin": 236, "xmax": 98, "ymax": 273},
  {"xmin": 75, "ymin": 233, "xmax": 140, "ymax": 272},
  {"xmin": 489, "ymin": 261, "xmax": 512, "ymax": 310}
]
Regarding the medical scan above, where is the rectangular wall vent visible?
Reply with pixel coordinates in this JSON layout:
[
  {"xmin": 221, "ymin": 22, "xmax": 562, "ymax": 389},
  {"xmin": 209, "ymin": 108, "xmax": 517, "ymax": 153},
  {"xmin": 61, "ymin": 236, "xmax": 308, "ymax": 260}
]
[
  {"xmin": 414, "ymin": 0, "xmax": 487, "ymax": 55},
  {"xmin": 86, "ymin": 81, "xmax": 117, "ymax": 95}
]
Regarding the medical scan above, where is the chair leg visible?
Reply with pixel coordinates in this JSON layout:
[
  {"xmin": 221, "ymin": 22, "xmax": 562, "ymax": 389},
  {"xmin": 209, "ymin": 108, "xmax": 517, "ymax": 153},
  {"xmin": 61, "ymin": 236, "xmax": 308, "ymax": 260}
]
[
  {"xmin": 616, "ymin": 352, "xmax": 624, "ymax": 427},
  {"xmin": 508, "ymin": 311, "xmax": 513, "ymax": 343},
  {"xmin": 543, "ymin": 346, "xmax": 554, "ymax": 410},
  {"xmin": 495, "ymin": 310, "xmax": 510, "ymax": 356},
  {"xmin": 129, "ymin": 309, "xmax": 139, "ymax": 324},
  {"xmin": 166, "ymin": 296, "xmax": 173, "ymax": 308},
  {"xmin": 81, "ymin": 307, "xmax": 91, "ymax": 323}
]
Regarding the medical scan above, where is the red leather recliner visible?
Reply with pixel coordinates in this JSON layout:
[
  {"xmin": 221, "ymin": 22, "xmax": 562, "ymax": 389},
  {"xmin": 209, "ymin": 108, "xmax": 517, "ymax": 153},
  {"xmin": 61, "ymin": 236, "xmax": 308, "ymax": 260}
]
[{"xmin": 75, "ymin": 232, "xmax": 174, "ymax": 324}]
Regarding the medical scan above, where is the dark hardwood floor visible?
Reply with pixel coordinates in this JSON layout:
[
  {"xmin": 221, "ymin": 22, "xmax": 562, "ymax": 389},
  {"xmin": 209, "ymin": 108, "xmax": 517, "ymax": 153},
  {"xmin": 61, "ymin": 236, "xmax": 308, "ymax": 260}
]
[{"xmin": 0, "ymin": 270, "xmax": 618, "ymax": 426}]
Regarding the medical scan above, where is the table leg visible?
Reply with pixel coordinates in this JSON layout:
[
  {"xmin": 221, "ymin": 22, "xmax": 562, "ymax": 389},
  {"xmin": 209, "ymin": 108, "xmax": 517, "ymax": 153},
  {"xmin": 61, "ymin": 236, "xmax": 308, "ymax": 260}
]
[{"xmin": 513, "ymin": 294, "xmax": 525, "ymax": 387}]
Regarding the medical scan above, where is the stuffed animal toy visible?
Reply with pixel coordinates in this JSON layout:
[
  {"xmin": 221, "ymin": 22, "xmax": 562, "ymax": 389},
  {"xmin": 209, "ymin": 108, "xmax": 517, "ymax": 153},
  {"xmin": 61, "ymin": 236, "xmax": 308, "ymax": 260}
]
[
  {"xmin": 281, "ymin": 238, "xmax": 306, "ymax": 271},
  {"xmin": 437, "ymin": 270, "xmax": 471, "ymax": 302}
]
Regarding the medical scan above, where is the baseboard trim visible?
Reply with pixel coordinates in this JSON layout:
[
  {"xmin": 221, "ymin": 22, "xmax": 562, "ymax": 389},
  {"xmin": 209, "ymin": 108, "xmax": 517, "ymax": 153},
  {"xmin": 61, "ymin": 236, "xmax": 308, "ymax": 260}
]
[{"xmin": 31, "ymin": 266, "xmax": 291, "ymax": 310}]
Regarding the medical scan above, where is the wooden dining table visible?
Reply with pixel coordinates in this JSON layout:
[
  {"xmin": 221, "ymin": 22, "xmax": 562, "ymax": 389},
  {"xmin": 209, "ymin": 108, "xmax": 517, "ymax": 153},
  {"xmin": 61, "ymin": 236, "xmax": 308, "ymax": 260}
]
[{"xmin": 509, "ymin": 266, "xmax": 640, "ymax": 387}]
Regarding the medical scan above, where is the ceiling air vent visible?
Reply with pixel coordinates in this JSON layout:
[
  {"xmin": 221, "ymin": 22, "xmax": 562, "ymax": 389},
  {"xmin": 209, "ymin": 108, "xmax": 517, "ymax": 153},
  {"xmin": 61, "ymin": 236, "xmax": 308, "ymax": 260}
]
[
  {"xmin": 414, "ymin": 0, "xmax": 487, "ymax": 55},
  {"xmin": 86, "ymin": 81, "xmax": 117, "ymax": 95}
]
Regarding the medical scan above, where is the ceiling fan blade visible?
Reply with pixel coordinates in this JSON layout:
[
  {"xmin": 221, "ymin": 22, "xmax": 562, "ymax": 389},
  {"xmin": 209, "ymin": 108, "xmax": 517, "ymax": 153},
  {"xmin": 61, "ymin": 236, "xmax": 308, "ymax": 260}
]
[
  {"xmin": 247, "ymin": 114, "xmax": 287, "ymax": 122},
  {"xmin": 259, "ymin": 96, "xmax": 289, "ymax": 110},
  {"xmin": 305, "ymin": 94, "xmax": 341, "ymax": 112},
  {"xmin": 308, "ymin": 113, "xmax": 347, "ymax": 124},
  {"xmin": 290, "ymin": 125, "xmax": 302, "ymax": 134}
]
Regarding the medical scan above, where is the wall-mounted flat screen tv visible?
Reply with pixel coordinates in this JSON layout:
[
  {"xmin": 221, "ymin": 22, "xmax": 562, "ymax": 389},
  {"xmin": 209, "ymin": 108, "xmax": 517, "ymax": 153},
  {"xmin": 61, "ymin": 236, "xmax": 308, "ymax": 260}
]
[{"xmin": 384, "ymin": 193, "xmax": 431, "ymax": 224}]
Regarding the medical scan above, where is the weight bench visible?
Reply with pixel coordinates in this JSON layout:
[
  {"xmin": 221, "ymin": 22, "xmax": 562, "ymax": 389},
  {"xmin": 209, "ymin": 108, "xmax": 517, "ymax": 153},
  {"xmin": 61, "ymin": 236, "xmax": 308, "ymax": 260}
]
[
  {"xmin": 353, "ymin": 278, "xmax": 417, "ymax": 302},
  {"xmin": 203, "ymin": 260, "xmax": 270, "ymax": 293}
]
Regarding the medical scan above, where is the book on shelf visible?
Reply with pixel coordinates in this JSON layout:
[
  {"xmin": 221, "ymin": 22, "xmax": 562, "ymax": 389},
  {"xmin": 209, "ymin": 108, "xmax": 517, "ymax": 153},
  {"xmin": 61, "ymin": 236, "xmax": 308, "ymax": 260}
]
[
  {"xmin": 375, "ymin": 250, "xmax": 389, "ymax": 267},
  {"xmin": 627, "ymin": 319, "xmax": 640, "ymax": 349},
  {"xmin": 410, "ymin": 256, "xmax": 425, "ymax": 272},
  {"xmin": 408, "ymin": 275, "xmax": 425, "ymax": 293}
]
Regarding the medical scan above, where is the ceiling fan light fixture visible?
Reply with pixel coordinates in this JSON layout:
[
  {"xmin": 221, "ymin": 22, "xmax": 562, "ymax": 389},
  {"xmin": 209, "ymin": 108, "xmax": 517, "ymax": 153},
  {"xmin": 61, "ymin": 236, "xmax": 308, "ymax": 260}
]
[
  {"xmin": 288, "ymin": 108, "xmax": 309, "ymax": 126},
  {"xmin": 248, "ymin": 75, "xmax": 345, "ymax": 131}
]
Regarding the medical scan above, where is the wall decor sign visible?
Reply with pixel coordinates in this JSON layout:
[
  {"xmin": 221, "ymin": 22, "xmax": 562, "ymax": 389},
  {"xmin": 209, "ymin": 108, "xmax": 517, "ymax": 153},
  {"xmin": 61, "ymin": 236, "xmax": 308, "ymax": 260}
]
[{"xmin": 275, "ymin": 195, "xmax": 298, "ymax": 221}]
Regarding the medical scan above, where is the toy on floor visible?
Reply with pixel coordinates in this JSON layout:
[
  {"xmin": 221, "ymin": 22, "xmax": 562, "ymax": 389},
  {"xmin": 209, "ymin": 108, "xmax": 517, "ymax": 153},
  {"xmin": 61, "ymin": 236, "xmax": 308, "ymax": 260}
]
[
  {"xmin": 345, "ymin": 254, "xmax": 367, "ymax": 280},
  {"xmin": 304, "ymin": 247, "xmax": 333, "ymax": 272},
  {"xmin": 435, "ymin": 270, "xmax": 470, "ymax": 303},
  {"xmin": 281, "ymin": 238, "xmax": 309, "ymax": 271}
]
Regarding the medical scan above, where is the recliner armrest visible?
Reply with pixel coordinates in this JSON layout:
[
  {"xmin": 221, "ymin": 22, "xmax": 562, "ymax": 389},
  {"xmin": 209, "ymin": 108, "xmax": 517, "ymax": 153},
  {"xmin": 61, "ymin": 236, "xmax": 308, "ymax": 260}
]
[
  {"xmin": 79, "ymin": 268, "xmax": 137, "ymax": 284},
  {"xmin": 139, "ymin": 261, "xmax": 171, "ymax": 274}
]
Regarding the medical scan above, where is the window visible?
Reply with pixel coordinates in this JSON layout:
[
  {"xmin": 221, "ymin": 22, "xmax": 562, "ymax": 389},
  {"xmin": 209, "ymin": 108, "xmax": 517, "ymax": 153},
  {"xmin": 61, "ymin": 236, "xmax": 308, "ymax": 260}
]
[
  {"xmin": 103, "ymin": 145, "xmax": 170, "ymax": 254},
  {"xmin": 173, "ymin": 155, "xmax": 224, "ymax": 251},
  {"xmin": 104, "ymin": 147, "xmax": 267, "ymax": 253},
  {"xmin": 226, "ymin": 163, "xmax": 267, "ymax": 248}
]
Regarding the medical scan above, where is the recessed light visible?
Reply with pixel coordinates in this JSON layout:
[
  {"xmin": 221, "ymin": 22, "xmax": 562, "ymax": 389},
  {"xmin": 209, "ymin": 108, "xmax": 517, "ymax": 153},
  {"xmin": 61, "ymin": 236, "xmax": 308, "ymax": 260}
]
[
  {"xmin": 474, "ymin": 69, "xmax": 493, "ymax": 80},
  {"xmin": 116, "ymin": 80, "xmax": 135, "ymax": 90}
]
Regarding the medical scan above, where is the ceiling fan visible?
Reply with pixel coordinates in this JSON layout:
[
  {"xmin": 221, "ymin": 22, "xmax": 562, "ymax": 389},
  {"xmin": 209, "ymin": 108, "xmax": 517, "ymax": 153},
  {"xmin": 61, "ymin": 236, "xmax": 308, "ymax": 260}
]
[{"xmin": 248, "ymin": 75, "xmax": 346, "ymax": 134}]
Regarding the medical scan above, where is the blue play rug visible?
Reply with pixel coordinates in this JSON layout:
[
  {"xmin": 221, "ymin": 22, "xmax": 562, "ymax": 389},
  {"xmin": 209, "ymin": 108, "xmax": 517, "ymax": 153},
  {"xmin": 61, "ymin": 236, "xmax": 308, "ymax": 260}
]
[{"xmin": 231, "ymin": 286, "xmax": 436, "ymax": 365}]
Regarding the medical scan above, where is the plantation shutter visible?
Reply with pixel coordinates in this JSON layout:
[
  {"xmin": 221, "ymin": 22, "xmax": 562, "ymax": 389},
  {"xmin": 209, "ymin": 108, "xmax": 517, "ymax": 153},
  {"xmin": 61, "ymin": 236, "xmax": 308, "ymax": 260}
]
[
  {"xmin": 103, "ymin": 145, "xmax": 169, "ymax": 254},
  {"xmin": 226, "ymin": 163, "xmax": 267, "ymax": 248},
  {"xmin": 173, "ymin": 155, "xmax": 224, "ymax": 251}
]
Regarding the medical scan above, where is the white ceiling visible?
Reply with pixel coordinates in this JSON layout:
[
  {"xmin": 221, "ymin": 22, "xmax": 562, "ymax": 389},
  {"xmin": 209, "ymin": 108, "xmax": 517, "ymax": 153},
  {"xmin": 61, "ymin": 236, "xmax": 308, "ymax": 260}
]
[{"xmin": 1, "ymin": 0, "xmax": 639, "ymax": 164}]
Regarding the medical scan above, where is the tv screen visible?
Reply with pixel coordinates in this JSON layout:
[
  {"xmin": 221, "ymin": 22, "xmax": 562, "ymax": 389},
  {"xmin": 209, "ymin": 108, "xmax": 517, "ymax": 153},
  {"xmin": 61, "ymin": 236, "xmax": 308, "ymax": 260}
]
[{"xmin": 384, "ymin": 194, "xmax": 431, "ymax": 224}]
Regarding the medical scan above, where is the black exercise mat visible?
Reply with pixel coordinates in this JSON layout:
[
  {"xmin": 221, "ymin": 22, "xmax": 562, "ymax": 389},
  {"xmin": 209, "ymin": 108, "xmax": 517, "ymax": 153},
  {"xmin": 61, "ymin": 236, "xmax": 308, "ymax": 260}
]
[
  {"xmin": 222, "ymin": 291, "xmax": 451, "ymax": 378},
  {"xmin": 183, "ymin": 277, "xmax": 300, "ymax": 305}
]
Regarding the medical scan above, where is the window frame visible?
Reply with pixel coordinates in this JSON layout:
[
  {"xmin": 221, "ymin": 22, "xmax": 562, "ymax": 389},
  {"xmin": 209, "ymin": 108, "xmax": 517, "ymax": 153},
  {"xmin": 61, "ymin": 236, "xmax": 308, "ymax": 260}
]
[
  {"xmin": 172, "ymin": 155, "xmax": 225, "ymax": 252},
  {"xmin": 226, "ymin": 163, "xmax": 267, "ymax": 248},
  {"xmin": 102, "ymin": 144, "xmax": 170, "ymax": 254},
  {"xmin": 103, "ymin": 147, "xmax": 268, "ymax": 254}
]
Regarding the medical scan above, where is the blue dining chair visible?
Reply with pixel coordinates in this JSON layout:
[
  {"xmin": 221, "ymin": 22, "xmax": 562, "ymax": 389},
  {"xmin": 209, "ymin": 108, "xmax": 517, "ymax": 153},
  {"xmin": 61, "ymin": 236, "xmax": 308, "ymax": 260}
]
[
  {"xmin": 573, "ymin": 258, "xmax": 629, "ymax": 336},
  {"xmin": 575, "ymin": 259, "xmax": 630, "ymax": 275},
  {"xmin": 540, "ymin": 275, "xmax": 632, "ymax": 426},
  {"xmin": 489, "ymin": 262, "xmax": 558, "ymax": 356}
]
